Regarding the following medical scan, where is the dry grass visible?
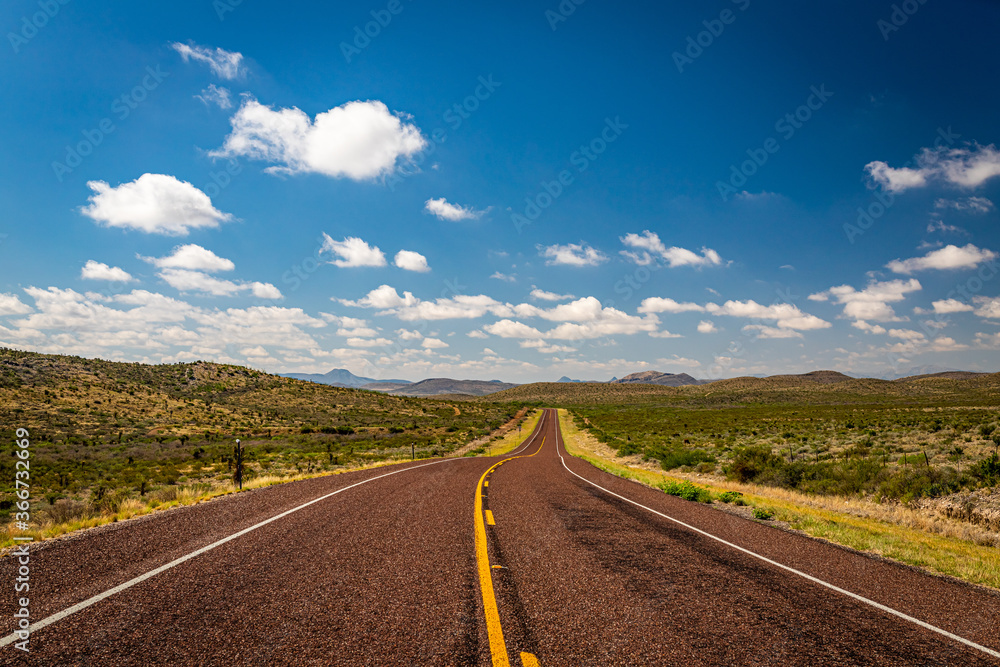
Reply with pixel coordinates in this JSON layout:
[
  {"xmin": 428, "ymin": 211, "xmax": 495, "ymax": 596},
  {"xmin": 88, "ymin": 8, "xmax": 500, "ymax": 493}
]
[
  {"xmin": 557, "ymin": 409, "xmax": 1000, "ymax": 591},
  {"xmin": 488, "ymin": 409, "xmax": 543, "ymax": 456}
]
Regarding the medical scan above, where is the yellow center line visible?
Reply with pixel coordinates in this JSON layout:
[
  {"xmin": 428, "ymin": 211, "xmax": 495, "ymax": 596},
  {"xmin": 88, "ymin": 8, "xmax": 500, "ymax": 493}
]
[
  {"xmin": 485, "ymin": 510, "xmax": 496, "ymax": 526},
  {"xmin": 474, "ymin": 413, "xmax": 548, "ymax": 667},
  {"xmin": 521, "ymin": 652, "xmax": 541, "ymax": 667}
]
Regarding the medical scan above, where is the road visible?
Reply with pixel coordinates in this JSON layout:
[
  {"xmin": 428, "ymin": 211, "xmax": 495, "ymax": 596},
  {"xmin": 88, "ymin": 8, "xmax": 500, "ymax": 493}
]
[{"xmin": 2, "ymin": 408, "xmax": 999, "ymax": 665}]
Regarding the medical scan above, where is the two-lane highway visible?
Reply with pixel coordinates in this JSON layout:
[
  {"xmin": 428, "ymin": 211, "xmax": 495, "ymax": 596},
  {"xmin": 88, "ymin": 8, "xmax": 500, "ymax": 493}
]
[{"xmin": 3, "ymin": 408, "xmax": 999, "ymax": 665}]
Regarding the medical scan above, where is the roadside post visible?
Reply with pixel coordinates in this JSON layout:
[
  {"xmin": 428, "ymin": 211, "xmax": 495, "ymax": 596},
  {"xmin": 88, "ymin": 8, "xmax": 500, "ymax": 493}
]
[{"xmin": 234, "ymin": 438, "xmax": 243, "ymax": 490}]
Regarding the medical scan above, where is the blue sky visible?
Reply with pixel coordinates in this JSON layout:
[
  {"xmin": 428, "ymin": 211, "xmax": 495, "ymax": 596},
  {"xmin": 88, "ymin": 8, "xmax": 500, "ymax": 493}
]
[{"xmin": 1, "ymin": 0, "xmax": 999, "ymax": 382}]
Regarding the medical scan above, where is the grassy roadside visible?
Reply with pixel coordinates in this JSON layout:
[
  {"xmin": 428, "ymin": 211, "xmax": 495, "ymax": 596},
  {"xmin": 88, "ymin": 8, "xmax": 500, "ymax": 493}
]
[
  {"xmin": 2, "ymin": 411, "xmax": 539, "ymax": 553},
  {"xmin": 557, "ymin": 409, "xmax": 1000, "ymax": 591},
  {"xmin": 485, "ymin": 409, "xmax": 543, "ymax": 456}
]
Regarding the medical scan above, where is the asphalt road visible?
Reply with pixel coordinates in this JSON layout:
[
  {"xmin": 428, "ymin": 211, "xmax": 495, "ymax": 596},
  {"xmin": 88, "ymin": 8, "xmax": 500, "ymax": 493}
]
[{"xmin": 2, "ymin": 408, "xmax": 999, "ymax": 665}]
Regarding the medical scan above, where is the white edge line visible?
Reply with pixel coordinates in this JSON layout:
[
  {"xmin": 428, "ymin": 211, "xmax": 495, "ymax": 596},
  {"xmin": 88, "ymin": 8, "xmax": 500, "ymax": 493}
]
[
  {"xmin": 1, "ymin": 455, "xmax": 472, "ymax": 649},
  {"xmin": 553, "ymin": 417, "xmax": 1000, "ymax": 661}
]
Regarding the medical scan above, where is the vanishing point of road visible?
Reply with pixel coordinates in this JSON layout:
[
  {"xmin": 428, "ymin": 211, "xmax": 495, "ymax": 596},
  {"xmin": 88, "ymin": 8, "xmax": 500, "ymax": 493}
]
[{"xmin": 3, "ymin": 409, "xmax": 999, "ymax": 665}]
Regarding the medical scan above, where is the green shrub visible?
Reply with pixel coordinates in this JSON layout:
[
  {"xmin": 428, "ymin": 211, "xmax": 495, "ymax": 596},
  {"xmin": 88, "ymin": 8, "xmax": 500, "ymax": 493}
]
[
  {"xmin": 658, "ymin": 480, "xmax": 712, "ymax": 503},
  {"xmin": 752, "ymin": 507, "xmax": 775, "ymax": 520},
  {"xmin": 718, "ymin": 490, "xmax": 743, "ymax": 504}
]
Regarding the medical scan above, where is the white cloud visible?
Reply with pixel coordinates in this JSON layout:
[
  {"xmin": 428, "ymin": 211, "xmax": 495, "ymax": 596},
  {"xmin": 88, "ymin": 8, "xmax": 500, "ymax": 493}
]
[
  {"xmin": 170, "ymin": 42, "xmax": 246, "ymax": 80},
  {"xmin": 638, "ymin": 297, "xmax": 705, "ymax": 314},
  {"xmin": 973, "ymin": 296, "xmax": 1000, "ymax": 319},
  {"xmin": 484, "ymin": 300, "xmax": 661, "ymax": 341},
  {"xmin": 490, "ymin": 272, "xmax": 517, "ymax": 283},
  {"xmin": 396, "ymin": 329, "xmax": 423, "ymax": 341},
  {"xmin": 157, "ymin": 269, "xmax": 281, "ymax": 299},
  {"xmin": 649, "ymin": 330, "xmax": 682, "ymax": 338},
  {"xmin": 421, "ymin": 337, "xmax": 449, "ymax": 349},
  {"xmin": 195, "ymin": 84, "xmax": 232, "ymax": 109},
  {"xmin": 931, "ymin": 298, "xmax": 974, "ymax": 314},
  {"xmin": 620, "ymin": 231, "xmax": 723, "ymax": 268},
  {"xmin": 519, "ymin": 340, "xmax": 576, "ymax": 354},
  {"xmin": 852, "ymin": 320, "xmax": 886, "ymax": 335},
  {"xmin": 346, "ymin": 337, "xmax": 392, "ymax": 348},
  {"xmin": 929, "ymin": 336, "xmax": 968, "ymax": 352},
  {"xmin": 865, "ymin": 144, "xmax": 1000, "ymax": 192},
  {"xmin": 887, "ymin": 244, "xmax": 997, "ymax": 274},
  {"xmin": 697, "ymin": 320, "xmax": 717, "ymax": 333},
  {"xmin": 142, "ymin": 244, "xmax": 235, "ymax": 272},
  {"xmin": 394, "ymin": 250, "xmax": 430, "ymax": 273},
  {"xmin": 424, "ymin": 198, "xmax": 487, "ymax": 221},
  {"xmin": 467, "ymin": 330, "xmax": 489, "ymax": 339},
  {"xmin": 975, "ymin": 332, "xmax": 1000, "ymax": 349},
  {"xmin": 340, "ymin": 285, "xmax": 513, "ymax": 321},
  {"xmin": 742, "ymin": 324, "xmax": 802, "ymax": 339},
  {"xmin": 704, "ymin": 300, "xmax": 830, "ymax": 331},
  {"xmin": 888, "ymin": 328, "xmax": 926, "ymax": 342},
  {"xmin": 158, "ymin": 269, "xmax": 242, "ymax": 296},
  {"xmin": 811, "ymin": 278, "xmax": 921, "ymax": 323},
  {"xmin": 81, "ymin": 261, "xmax": 133, "ymax": 282},
  {"xmin": 539, "ymin": 242, "xmax": 607, "ymax": 267},
  {"xmin": 251, "ymin": 282, "xmax": 282, "ymax": 299},
  {"xmin": 81, "ymin": 174, "xmax": 233, "ymax": 236},
  {"xmin": 321, "ymin": 234, "xmax": 387, "ymax": 268},
  {"xmin": 530, "ymin": 288, "xmax": 574, "ymax": 302},
  {"xmin": 211, "ymin": 98, "xmax": 426, "ymax": 181},
  {"xmin": 934, "ymin": 196, "xmax": 994, "ymax": 214},
  {"xmin": 0, "ymin": 293, "xmax": 32, "ymax": 315}
]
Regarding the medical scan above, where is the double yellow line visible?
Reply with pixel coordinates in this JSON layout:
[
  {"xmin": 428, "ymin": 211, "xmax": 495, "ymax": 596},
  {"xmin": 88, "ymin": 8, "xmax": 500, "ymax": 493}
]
[{"xmin": 474, "ymin": 418, "xmax": 547, "ymax": 667}]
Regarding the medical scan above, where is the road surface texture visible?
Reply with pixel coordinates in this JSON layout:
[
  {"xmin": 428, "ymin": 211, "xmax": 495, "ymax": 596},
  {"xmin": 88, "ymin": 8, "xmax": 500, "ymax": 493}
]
[{"xmin": 2, "ymin": 408, "xmax": 999, "ymax": 665}]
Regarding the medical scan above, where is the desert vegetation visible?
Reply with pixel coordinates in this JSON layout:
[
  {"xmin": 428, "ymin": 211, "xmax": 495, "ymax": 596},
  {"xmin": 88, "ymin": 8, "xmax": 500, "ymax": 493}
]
[{"xmin": 0, "ymin": 349, "xmax": 524, "ymax": 546}]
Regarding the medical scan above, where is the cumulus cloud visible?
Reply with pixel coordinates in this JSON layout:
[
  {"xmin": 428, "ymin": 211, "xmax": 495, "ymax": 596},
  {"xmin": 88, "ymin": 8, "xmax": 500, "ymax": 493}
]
[
  {"xmin": 973, "ymin": 296, "xmax": 1000, "ymax": 319},
  {"xmin": 931, "ymin": 298, "xmax": 974, "ymax": 314},
  {"xmin": 394, "ymin": 250, "xmax": 430, "ymax": 273},
  {"xmin": 490, "ymin": 272, "xmax": 517, "ymax": 283},
  {"xmin": 340, "ymin": 285, "xmax": 513, "ymax": 321},
  {"xmin": 211, "ymin": 98, "xmax": 426, "ymax": 181},
  {"xmin": 852, "ymin": 320, "xmax": 886, "ymax": 335},
  {"xmin": 195, "ymin": 84, "xmax": 232, "ymax": 109},
  {"xmin": 638, "ymin": 297, "xmax": 705, "ymax": 314},
  {"xmin": 483, "ymin": 299, "xmax": 661, "ymax": 341},
  {"xmin": 865, "ymin": 143, "xmax": 1000, "ymax": 192},
  {"xmin": 321, "ymin": 235, "xmax": 387, "ymax": 268},
  {"xmin": 539, "ymin": 242, "xmax": 607, "ymax": 267},
  {"xmin": 424, "ymin": 198, "xmax": 487, "ymax": 221},
  {"xmin": 742, "ymin": 324, "xmax": 802, "ymax": 339},
  {"xmin": 170, "ymin": 42, "xmax": 246, "ymax": 80},
  {"xmin": 421, "ymin": 337, "xmax": 449, "ymax": 349},
  {"xmin": 142, "ymin": 244, "xmax": 235, "ymax": 272},
  {"xmin": 810, "ymin": 278, "xmax": 921, "ymax": 323},
  {"xmin": 80, "ymin": 174, "xmax": 233, "ymax": 236},
  {"xmin": 0, "ymin": 293, "xmax": 32, "ymax": 316},
  {"xmin": 620, "ymin": 231, "xmax": 723, "ymax": 268},
  {"xmin": 704, "ymin": 300, "xmax": 830, "ymax": 331},
  {"xmin": 697, "ymin": 320, "xmax": 717, "ymax": 333},
  {"xmin": 975, "ymin": 332, "xmax": 1000, "ymax": 348},
  {"xmin": 530, "ymin": 288, "xmax": 574, "ymax": 302},
  {"xmin": 81, "ymin": 261, "xmax": 134, "ymax": 282},
  {"xmin": 886, "ymin": 244, "xmax": 997, "ymax": 274}
]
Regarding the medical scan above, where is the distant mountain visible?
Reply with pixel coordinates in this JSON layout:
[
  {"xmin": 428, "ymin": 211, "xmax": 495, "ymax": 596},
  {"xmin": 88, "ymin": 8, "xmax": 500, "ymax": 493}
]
[
  {"xmin": 386, "ymin": 378, "xmax": 519, "ymax": 397},
  {"xmin": 557, "ymin": 376, "xmax": 583, "ymax": 383},
  {"xmin": 610, "ymin": 371, "xmax": 704, "ymax": 387},
  {"xmin": 888, "ymin": 365, "xmax": 982, "ymax": 381},
  {"xmin": 283, "ymin": 368, "xmax": 410, "ymax": 388},
  {"xmin": 896, "ymin": 371, "xmax": 988, "ymax": 382}
]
